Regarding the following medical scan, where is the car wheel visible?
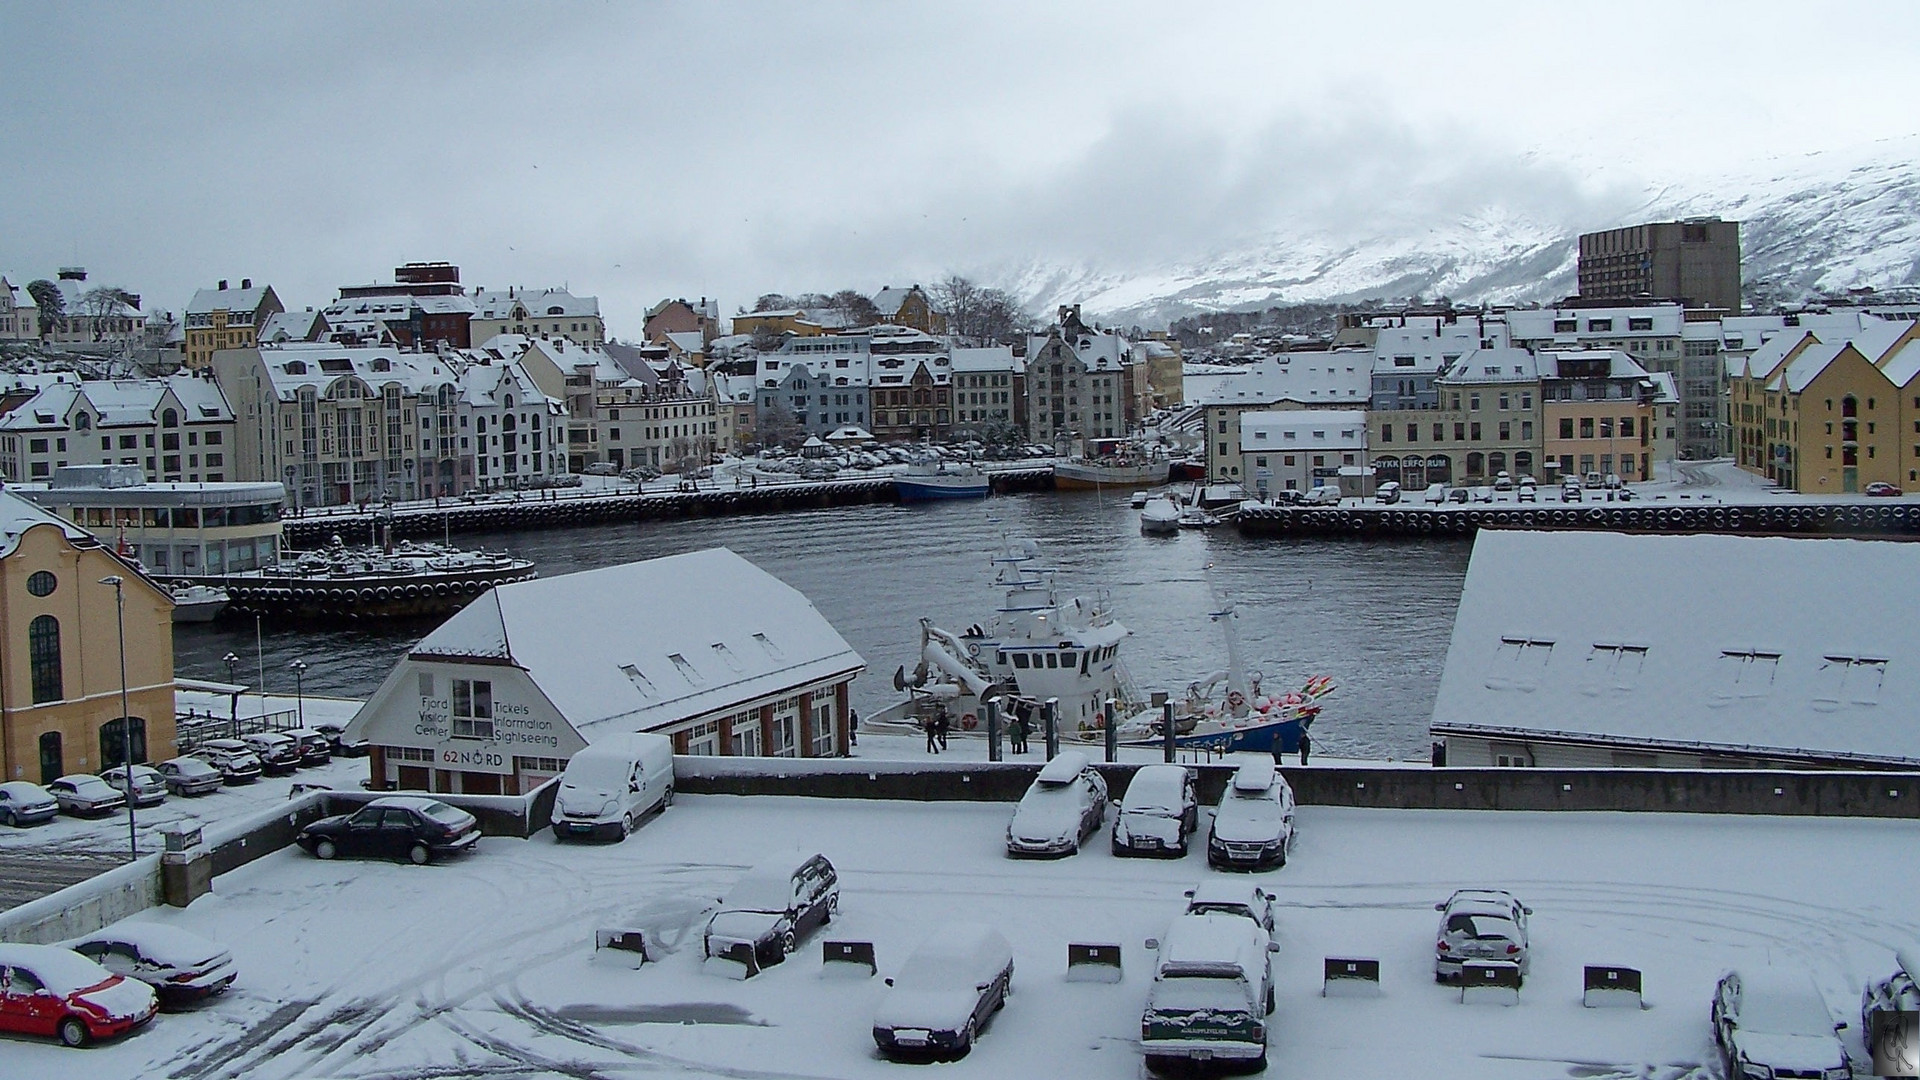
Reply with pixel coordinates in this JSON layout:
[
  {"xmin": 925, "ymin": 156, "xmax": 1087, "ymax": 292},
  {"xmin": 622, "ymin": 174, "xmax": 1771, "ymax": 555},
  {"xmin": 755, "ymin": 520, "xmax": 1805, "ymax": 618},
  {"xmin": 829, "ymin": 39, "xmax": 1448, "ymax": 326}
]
[
  {"xmin": 0, "ymin": 809, "xmax": 12, "ymax": 827},
  {"xmin": 1275, "ymin": 841, "xmax": 1287, "ymax": 868},
  {"xmin": 1265, "ymin": 984, "xmax": 1275, "ymax": 1015},
  {"xmin": 621, "ymin": 812, "xmax": 634, "ymax": 837},
  {"xmin": 664, "ymin": 784, "xmax": 675, "ymax": 807},
  {"xmin": 408, "ymin": 841, "xmax": 432, "ymax": 866},
  {"xmin": 315, "ymin": 839, "xmax": 337, "ymax": 861},
  {"xmin": 780, "ymin": 930, "xmax": 796, "ymax": 957},
  {"xmin": 58, "ymin": 1015, "xmax": 89, "ymax": 1047}
]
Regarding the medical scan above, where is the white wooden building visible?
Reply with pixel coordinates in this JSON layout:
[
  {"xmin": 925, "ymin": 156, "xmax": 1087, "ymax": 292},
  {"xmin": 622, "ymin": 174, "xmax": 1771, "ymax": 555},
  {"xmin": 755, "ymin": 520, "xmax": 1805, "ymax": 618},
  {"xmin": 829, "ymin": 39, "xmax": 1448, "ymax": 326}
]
[
  {"xmin": 344, "ymin": 548, "xmax": 865, "ymax": 795},
  {"xmin": 1431, "ymin": 530, "xmax": 1920, "ymax": 769}
]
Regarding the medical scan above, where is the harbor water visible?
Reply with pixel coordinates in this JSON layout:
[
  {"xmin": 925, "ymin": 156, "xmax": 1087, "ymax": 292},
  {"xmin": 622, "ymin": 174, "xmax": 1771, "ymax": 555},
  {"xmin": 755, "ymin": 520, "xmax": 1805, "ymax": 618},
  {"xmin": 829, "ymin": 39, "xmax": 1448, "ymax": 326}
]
[{"xmin": 173, "ymin": 491, "xmax": 1471, "ymax": 760}]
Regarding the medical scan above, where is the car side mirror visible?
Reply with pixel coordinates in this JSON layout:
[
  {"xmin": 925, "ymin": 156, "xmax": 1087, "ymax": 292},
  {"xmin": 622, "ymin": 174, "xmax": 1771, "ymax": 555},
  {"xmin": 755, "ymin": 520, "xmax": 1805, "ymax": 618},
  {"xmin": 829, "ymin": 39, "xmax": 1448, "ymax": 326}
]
[
  {"xmin": 1835, "ymin": 1021, "xmax": 1848, "ymax": 1030},
  {"xmin": 1182, "ymin": 889, "xmax": 1195, "ymax": 898},
  {"xmin": 1145, "ymin": 938, "xmax": 1159, "ymax": 951},
  {"xmin": 1522, "ymin": 907, "xmax": 1533, "ymax": 915},
  {"xmin": 1267, "ymin": 942, "xmax": 1281, "ymax": 953},
  {"xmin": 884, "ymin": 977, "xmax": 894, "ymax": 987},
  {"xmin": 976, "ymin": 982, "xmax": 991, "ymax": 991},
  {"xmin": 1434, "ymin": 902, "xmax": 1447, "ymax": 911}
]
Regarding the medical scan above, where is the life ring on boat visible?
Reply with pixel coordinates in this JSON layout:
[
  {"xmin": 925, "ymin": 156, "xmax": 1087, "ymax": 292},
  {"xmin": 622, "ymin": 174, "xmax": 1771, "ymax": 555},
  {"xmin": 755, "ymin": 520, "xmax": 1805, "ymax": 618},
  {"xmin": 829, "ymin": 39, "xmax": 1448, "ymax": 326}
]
[
  {"xmin": 961, "ymin": 713, "xmax": 978, "ymax": 731},
  {"xmin": 1226, "ymin": 690, "xmax": 1247, "ymax": 710}
]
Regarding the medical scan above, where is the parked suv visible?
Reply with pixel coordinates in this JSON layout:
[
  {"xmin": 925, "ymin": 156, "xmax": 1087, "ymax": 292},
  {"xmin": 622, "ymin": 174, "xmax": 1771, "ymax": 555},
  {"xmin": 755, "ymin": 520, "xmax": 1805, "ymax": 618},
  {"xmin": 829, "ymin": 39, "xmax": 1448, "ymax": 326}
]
[
  {"xmin": 1433, "ymin": 888, "xmax": 1531, "ymax": 983},
  {"xmin": 1141, "ymin": 913, "xmax": 1278, "ymax": 1072},
  {"xmin": 1206, "ymin": 757, "xmax": 1296, "ymax": 870},
  {"xmin": 1713, "ymin": 966, "xmax": 1851, "ymax": 1080},
  {"xmin": 1862, "ymin": 949, "xmax": 1919, "ymax": 1066},
  {"xmin": 1182, "ymin": 881, "xmax": 1276, "ymax": 937},
  {"xmin": 1111, "ymin": 764, "xmax": 1197, "ymax": 858},
  {"xmin": 189, "ymin": 740, "xmax": 264, "ymax": 784},
  {"xmin": 703, "ymin": 852, "xmax": 839, "ymax": 969},
  {"xmin": 239, "ymin": 732, "xmax": 301, "ymax": 776},
  {"xmin": 285, "ymin": 729, "xmax": 333, "ymax": 768},
  {"xmin": 1006, "ymin": 751, "xmax": 1108, "ymax": 858}
]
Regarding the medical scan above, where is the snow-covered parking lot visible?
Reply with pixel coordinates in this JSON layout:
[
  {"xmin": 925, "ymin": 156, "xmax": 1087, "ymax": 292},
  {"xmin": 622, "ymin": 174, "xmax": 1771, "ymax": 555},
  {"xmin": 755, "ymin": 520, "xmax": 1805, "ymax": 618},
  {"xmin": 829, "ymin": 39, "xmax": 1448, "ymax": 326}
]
[{"xmin": 16, "ymin": 796, "xmax": 1920, "ymax": 1079}]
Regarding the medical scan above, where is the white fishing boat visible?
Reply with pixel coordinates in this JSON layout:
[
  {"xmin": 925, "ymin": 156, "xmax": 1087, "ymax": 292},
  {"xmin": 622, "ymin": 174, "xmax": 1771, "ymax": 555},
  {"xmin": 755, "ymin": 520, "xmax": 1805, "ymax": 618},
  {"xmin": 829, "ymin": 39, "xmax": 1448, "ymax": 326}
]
[
  {"xmin": 1140, "ymin": 496, "xmax": 1181, "ymax": 536},
  {"xmin": 868, "ymin": 539, "xmax": 1140, "ymax": 737},
  {"xmin": 169, "ymin": 583, "xmax": 230, "ymax": 623}
]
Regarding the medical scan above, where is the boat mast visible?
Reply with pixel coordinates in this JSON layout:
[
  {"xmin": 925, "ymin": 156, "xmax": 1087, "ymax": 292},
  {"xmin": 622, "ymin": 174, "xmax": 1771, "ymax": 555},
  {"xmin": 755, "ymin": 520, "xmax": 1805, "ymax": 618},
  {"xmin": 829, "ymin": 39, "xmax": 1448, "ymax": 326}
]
[{"xmin": 1206, "ymin": 563, "xmax": 1253, "ymax": 715}]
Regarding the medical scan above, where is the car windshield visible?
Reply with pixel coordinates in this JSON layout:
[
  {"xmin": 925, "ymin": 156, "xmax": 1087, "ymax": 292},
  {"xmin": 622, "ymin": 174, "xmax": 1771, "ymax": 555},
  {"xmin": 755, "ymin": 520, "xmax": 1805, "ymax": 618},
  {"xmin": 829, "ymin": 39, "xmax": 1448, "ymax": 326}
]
[
  {"xmin": 1221, "ymin": 795, "xmax": 1282, "ymax": 824},
  {"xmin": 894, "ymin": 949, "xmax": 979, "ymax": 990},
  {"xmin": 68, "ymin": 776, "xmax": 113, "ymax": 795},
  {"xmin": 10, "ymin": 950, "xmax": 114, "ymax": 996},
  {"xmin": 1445, "ymin": 913, "xmax": 1516, "ymax": 940},
  {"xmin": 171, "ymin": 758, "xmax": 217, "ymax": 777},
  {"xmin": 1189, "ymin": 902, "xmax": 1254, "ymax": 920},
  {"xmin": 419, "ymin": 802, "xmax": 469, "ymax": 825},
  {"xmin": 1742, "ymin": 987, "xmax": 1835, "ymax": 1036},
  {"xmin": 724, "ymin": 872, "xmax": 794, "ymax": 912}
]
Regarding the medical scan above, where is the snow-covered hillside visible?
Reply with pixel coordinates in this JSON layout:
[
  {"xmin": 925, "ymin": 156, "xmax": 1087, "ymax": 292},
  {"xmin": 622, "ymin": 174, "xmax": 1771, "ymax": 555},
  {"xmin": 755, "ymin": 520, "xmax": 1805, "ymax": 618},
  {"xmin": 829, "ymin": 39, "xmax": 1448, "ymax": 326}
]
[{"xmin": 1018, "ymin": 136, "xmax": 1920, "ymax": 327}]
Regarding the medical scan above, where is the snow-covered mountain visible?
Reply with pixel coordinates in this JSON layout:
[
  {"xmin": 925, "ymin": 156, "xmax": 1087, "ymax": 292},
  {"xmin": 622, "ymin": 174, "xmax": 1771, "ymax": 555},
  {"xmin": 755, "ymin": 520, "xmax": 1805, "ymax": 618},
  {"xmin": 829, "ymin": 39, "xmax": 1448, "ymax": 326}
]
[{"xmin": 1013, "ymin": 137, "xmax": 1920, "ymax": 327}]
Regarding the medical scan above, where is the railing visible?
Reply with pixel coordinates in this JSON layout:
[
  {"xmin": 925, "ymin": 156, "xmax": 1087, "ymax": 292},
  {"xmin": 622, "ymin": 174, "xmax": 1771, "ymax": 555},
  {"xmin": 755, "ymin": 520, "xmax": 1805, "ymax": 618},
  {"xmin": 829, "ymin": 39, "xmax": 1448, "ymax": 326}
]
[{"xmin": 173, "ymin": 706, "xmax": 302, "ymax": 748}]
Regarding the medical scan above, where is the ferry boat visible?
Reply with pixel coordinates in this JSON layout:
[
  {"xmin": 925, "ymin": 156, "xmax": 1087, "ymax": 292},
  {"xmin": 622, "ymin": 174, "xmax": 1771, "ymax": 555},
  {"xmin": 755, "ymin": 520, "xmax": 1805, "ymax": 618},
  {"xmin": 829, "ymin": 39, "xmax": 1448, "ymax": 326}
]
[
  {"xmin": 895, "ymin": 459, "xmax": 990, "ymax": 501},
  {"xmin": 867, "ymin": 539, "xmax": 1139, "ymax": 736},
  {"xmin": 219, "ymin": 535, "xmax": 536, "ymax": 620}
]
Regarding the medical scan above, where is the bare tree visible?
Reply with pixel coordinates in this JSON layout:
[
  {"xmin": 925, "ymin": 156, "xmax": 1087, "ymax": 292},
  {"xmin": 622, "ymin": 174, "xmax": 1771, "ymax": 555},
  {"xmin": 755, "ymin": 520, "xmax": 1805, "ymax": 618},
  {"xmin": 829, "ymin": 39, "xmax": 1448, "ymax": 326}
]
[
  {"xmin": 78, "ymin": 286, "xmax": 139, "ymax": 342},
  {"xmin": 933, "ymin": 274, "xmax": 1032, "ymax": 345},
  {"xmin": 752, "ymin": 293, "xmax": 795, "ymax": 312},
  {"xmin": 756, "ymin": 407, "xmax": 803, "ymax": 450},
  {"xmin": 826, "ymin": 289, "xmax": 880, "ymax": 328}
]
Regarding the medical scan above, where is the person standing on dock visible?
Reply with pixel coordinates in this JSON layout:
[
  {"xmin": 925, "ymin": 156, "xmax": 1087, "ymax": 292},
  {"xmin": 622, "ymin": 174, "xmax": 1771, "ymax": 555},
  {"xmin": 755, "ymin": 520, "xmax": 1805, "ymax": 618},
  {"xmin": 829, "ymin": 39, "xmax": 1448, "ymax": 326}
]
[
  {"xmin": 1008, "ymin": 710, "xmax": 1029, "ymax": 755},
  {"xmin": 1298, "ymin": 731, "xmax": 1312, "ymax": 766},
  {"xmin": 926, "ymin": 707, "xmax": 944, "ymax": 753}
]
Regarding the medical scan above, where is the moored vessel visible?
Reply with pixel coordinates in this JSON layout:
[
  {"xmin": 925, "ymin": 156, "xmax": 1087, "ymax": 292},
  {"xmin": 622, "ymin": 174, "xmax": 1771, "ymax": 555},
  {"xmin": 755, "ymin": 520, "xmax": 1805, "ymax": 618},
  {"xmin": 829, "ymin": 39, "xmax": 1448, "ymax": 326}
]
[
  {"xmin": 895, "ymin": 459, "xmax": 990, "ymax": 501},
  {"xmin": 218, "ymin": 535, "xmax": 536, "ymax": 620}
]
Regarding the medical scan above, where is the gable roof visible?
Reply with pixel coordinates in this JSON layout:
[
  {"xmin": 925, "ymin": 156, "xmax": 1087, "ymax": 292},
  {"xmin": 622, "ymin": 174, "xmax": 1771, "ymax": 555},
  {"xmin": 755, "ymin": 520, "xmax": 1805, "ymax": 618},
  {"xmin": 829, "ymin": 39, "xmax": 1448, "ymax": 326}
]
[
  {"xmin": 1432, "ymin": 530, "xmax": 1920, "ymax": 766},
  {"xmin": 404, "ymin": 549, "xmax": 863, "ymax": 737}
]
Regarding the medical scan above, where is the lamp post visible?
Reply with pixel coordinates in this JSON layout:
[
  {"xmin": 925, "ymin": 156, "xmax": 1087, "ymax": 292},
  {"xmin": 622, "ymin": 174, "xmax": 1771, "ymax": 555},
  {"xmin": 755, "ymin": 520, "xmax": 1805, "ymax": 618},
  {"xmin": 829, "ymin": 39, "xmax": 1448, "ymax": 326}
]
[
  {"xmin": 289, "ymin": 660, "xmax": 308, "ymax": 728},
  {"xmin": 222, "ymin": 652, "xmax": 241, "ymax": 738},
  {"xmin": 98, "ymin": 575, "xmax": 134, "ymax": 860}
]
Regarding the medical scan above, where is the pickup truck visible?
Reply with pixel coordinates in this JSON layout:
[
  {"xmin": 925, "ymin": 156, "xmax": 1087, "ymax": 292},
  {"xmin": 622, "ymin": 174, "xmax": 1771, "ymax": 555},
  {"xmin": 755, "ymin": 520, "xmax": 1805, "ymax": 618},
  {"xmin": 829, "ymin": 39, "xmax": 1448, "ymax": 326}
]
[{"xmin": 1141, "ymin": 913, "xmax": 1276, "ymax": 1072}]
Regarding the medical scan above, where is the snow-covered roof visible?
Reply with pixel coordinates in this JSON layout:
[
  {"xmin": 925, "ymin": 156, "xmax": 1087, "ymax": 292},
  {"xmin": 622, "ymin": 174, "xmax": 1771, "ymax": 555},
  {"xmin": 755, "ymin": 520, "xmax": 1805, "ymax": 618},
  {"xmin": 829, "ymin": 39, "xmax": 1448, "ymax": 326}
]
[
  {"xmin": 1879, "ymin": 338, "xmax": 1920, "ymax": 387},
  {"xmin": 523, "ymin": 337, "xmax": 627, "ymax": 384},
  {"xmin": 259, "ymin": 309, "xmax": 326, "ymax": 344},
  {"xmin": 663, "ymin": 331, "xmax": 705, "ymax": 355},
  {"xmin": 1238, "ymin": 409, "xmax": 1366, "ymax": 452},
  {"xmin": 473, "ymin": 287, "xmax": 599, "ymax": 321},
  {"xmin": 1778, "ymin": 341, "xmax": 1851, "ymax": 393},
  {"xmin": 404, "ymin": 549, "xmax": 864, "ymax": 738},
  {"xmin": 0, "ymin": 487, "xmax": 97, "ymax": 558},
  {"xmin": 950, "ymin": 346, "xmax": 1020, "ymax": 374},
  {"xmin": 0, "ymin": 374, "xmax": 232, "ymax": 431},
  {"xmin": 1200, "ymin": 354, "xmax": 1372, "ymax": 406},
  {"xmin": 1439, "ymin": 347, "xmax": 1539, "ymax": 384},
  {"xmin": 1535, "ymin": 349, "xmax": 1652, "ymax": 381},
  {"xmin": 255, "ymin": 344, "xmax": 458, "ymax": 400},
  {"xmin": 872, "ymin": 287, "xmax": 914, "ymax": 317},
  {"xmin": 1432, "ymin": 531, "xmax": 1920, "ymax": 766},
  {"xmin": 187, "ymin": 284, "xmax": 275, "ymax": 315}
]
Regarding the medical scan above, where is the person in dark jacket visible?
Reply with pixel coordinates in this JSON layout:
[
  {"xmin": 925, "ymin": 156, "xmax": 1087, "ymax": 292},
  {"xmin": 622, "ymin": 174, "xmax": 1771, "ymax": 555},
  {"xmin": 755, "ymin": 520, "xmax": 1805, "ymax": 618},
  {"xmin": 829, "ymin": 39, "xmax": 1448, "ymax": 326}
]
[
  {"xmin": 1299, "ymin": 730, "xmax": 1312, "ymax": 765},
  {"xmin": 1007, "ymin": 711, "xmax": 1029, "ymax": 755},
  {"xmin": 935, "ymin": 710, "xmax": 951, "ymax": 750},
  {"xmin": 926, "ymin": 708, "xmax": 942, "ymax": 753}
]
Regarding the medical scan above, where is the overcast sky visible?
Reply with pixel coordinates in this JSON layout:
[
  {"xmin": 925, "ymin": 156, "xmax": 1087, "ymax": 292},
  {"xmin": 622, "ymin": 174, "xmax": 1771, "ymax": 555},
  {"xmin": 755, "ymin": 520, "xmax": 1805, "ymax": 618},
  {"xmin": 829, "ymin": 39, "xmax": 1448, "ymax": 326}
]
[{"xmin": 2, "ymin": 1, "xmax": 1915, "ymax": 330}]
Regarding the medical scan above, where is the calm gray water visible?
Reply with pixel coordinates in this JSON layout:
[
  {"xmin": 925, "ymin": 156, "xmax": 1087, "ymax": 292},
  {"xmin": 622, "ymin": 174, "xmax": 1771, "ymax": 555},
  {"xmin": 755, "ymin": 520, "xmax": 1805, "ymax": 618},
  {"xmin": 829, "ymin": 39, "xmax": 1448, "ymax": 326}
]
[{"xmin": 174, "ymin": 491, "xmax": 1471, "ymax": 759}]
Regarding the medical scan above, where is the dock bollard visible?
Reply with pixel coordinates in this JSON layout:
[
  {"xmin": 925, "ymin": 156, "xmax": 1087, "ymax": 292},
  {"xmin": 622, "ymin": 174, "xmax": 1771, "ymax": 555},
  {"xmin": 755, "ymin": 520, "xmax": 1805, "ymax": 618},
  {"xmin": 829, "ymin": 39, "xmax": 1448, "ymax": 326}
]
[
  {"xmin": 1162, "ymin": 701, "xmax": 1176, "ymax": 763},
  {"xmin": 1104, "ymin": 698, "xmax": 1117, "ymax": 763},
  {"xmin": 986, "ymin": 699, "xmax": 1002, "ymax": 762},
  {"xmin": 1043, "ymin": 698, "xmax": 1060, "ymax": 759}
]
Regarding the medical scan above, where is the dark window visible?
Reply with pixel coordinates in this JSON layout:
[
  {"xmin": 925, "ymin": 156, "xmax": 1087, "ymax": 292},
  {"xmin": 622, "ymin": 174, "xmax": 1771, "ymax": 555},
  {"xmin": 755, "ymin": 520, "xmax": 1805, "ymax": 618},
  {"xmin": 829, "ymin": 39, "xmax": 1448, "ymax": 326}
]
[
  {"xmin": 29, "ymin": 615, "xmax": 62, "ymax": 703},
  {"xmin": 100, "ymin": 717, "xmax": 147, "ymax": 767},
  {"xmin": 26, "ymin": 570, "xmax": 56, "ymax": 597},
  {"xmin": 39, "ymin": 731, "xmax": 63, "ymax": 785}
]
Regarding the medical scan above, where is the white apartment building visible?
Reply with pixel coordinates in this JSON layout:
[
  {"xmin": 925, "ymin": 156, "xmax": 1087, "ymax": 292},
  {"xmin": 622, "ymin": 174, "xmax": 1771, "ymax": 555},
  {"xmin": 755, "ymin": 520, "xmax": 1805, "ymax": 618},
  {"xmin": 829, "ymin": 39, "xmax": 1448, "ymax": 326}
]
[
  {"xmin": 0, "ymin": 374, "xmax": 236, "ymax": 484},
  {"xmin": 470, "ymin": 287, "xmax": 606, "ymax": 346},
  {"xmin": 1238, "ymin": 409, "xmax": 1368, "ymax": 495},
  {"xmin": 1199, "ymin": 352, "xmax": 1373, "ymax": 482}
]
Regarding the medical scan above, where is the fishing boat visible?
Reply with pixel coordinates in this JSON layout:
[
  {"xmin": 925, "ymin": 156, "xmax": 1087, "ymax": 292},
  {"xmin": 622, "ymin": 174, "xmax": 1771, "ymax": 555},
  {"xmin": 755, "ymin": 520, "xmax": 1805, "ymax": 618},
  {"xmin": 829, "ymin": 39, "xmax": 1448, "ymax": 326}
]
[
  {"xmin": 895, "ymin": 458, "xmax": 990, "ymax": 501},
  {"xmin": 867, "ymin": 539, "xmax": 1140, "ymax": 737},
  {"xmin": 220, "ymin": 533, "xmax": 536, "ymax": 621},
  {"xmin": 1140, "ymin": 496, "xmax": 1181, "ymax": 535},
  {"xmin": 168, "ymin": 583, "xmax": 230, "ymax": 623},
  {"xmin": 1053, "ymin": 455, "xmax": 1172, "ymax": 490}
]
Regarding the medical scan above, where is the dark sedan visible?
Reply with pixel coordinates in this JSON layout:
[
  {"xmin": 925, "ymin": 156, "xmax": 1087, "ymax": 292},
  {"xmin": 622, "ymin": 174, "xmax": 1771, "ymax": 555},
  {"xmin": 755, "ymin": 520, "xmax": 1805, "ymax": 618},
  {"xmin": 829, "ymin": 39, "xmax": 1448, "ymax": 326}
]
[{"xmin": 297, "ymin": 796, "xmax": 480, "ymax": 865}]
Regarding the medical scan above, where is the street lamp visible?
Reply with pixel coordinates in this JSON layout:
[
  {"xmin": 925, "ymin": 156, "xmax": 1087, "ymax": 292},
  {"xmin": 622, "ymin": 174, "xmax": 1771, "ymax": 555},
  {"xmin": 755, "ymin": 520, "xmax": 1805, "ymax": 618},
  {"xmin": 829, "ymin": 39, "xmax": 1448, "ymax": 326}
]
[
  {"xmin": 289, "ymin": 659, "xmax": 308, "ymax": 728},
  {"xmin": 98, "ymin": 575, "xmax": 135, "ymax": 860},
  {"xmin": 222, "ymin": 652, "xmax": 241, "ymax": 738}
]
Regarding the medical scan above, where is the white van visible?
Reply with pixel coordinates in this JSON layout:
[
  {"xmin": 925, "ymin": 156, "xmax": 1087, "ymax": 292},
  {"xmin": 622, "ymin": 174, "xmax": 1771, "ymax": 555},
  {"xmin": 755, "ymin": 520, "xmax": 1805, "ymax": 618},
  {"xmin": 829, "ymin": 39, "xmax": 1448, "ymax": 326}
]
[{"xmin": 551, "ymin": 732, "xmax": 675, "ymax": 841}]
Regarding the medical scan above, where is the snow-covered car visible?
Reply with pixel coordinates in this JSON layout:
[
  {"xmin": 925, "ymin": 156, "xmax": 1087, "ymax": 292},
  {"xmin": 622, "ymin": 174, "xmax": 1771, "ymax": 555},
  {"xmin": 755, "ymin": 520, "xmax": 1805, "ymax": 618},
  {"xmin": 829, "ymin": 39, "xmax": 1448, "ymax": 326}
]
[
  {"xmin": 1421, "ymin": 483, "xmax": 1447, "ymax": 504},
  {"xmin": 872, "ymin": 922, "xmax": 1013, "ymax": 1060},
  {"xmin": 1300, "ymin": 485, "xmax": 1341, "ymax": 506},
  {"xmin": 1862, "ymin": 948, "xmax": 1920, "ymax": 1066},
  {"xmin": 703, "ymin": 852, "xmax": 839, "ymax": 970},
  {"xmin": 1516, "ymin": 480, "xmax": 1537, "ymax": 502},
  {"xmin": 1182, "ymin": 881, "xmax": 1276, "ymax": 937},
  {"xmin": 1206, "ymin": 757, "xmax": 1295, "ymax": 870},
  {"xmin": 1447, "ymin": 486, "xmax": 1471, "ymax": 504},
  {"xmin": 64, "ymin": 924, "xmax": 236, "ymax": 1006},
  {"xmin": 239, "ymin": 732, "xmax": 300, "ymax": 775},
  {"xmin": 297, "ymin": 796, "xmax": 480, "ymax": 865},
  {"xmin": 1470, "ymin": 485, "xmax": 1494, "ymax": 503},
  {"xmin": 1561, "ymin": 482, "xmax": 1583, "ymax": 503},
  {"xmin": 1374, "ymin": 481, "xmax": 1402, "ymax": 504},
  {"xmin": 1713, "ymin": 966, "xmax": 1851, "ymax": 1080},
  {"xmin": 1492, "ymin": 472, "xmax": 1514, "ymax": 492},
  {"xmin": 1433, "ymin": 888, "xmax": 1532, "ymax": 982},
  {"xmin": 47, "ymin": 774, "xmax": 126, "ymax": 817},
  {"xmin": 1006, "ymin": 751, "xmax": 1108, "ymax": 858},
  {"xmin": 189, "ymin": 740, "xmax": 263, "ymax": 784},
  {"xmin": 153, "ymin": 756, "xmax": 223, "ymax": 797},
  {"xmin": 582, "ymin": 462, "xmax": 620, "ymax": 476},
  {"xmin": 1112, "ymin": 764, "xmax": 1198, "ymax": 858},
  {"xmin": 98, "ymin": 765, "xmax": 167, "ymax": 808},
  {"xmin": 286, "ymin": 729, "xmax": 333, "ymax": 767},
  {"xmin": 311, "ymin": 722, "xmax": 369, "ymax": 758},
  {"xmin": 0, "ymin": 942, "xmax": 158, "ymax": 1046},
  {"xmin": 0, "ymin": 780, "xmax": 59, "ymax": 826},
  {"xmin": 1141, "ymin": 913, "xmax": 1277, "ymax": 1071}
]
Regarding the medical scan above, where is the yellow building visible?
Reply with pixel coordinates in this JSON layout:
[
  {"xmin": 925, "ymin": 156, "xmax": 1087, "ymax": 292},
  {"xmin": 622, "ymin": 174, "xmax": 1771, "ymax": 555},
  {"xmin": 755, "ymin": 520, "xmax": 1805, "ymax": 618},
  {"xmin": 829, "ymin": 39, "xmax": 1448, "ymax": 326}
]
[
  {"xmin": 0, "ymin": 489, "xmax": 174, "ymax": 786},
  {"xmin": 184, "ymin": 281, "xmax": 283, "ymax": 372},
  {"xmin": 872, "ymin": 285, "xmax": 946, "ymax": 335},
  {"xmin": 1730, "ymin": 322, "xmax": 1920, "ymax": 493},
  {"xmin": 732, "ymin": 310, "xmax": 825, "ymax": 338}
]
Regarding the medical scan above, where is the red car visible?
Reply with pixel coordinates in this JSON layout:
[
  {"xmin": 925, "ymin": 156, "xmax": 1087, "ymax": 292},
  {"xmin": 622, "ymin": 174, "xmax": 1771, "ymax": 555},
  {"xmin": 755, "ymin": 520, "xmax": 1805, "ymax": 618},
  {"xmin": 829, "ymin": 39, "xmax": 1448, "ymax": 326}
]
[
  {"xmin": 0, "ymin": 943, "xmax": 158, "ymax": 1046},
  {"xmin": 1864, "ymin": 482, "xmax": 1903, "ymax": 497}
]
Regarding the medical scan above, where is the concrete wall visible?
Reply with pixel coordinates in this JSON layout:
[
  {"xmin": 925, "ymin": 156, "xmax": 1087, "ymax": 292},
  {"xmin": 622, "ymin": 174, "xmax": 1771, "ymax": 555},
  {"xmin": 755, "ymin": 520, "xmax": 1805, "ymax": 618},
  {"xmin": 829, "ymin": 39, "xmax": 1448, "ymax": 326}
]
[
  {"xmin": 0, "ymin": 855, "xmax": 163, "ymax": 944},
  {"xmin": 673, "ymin": 757, "xmax": 1920, "ymax": 820}
]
